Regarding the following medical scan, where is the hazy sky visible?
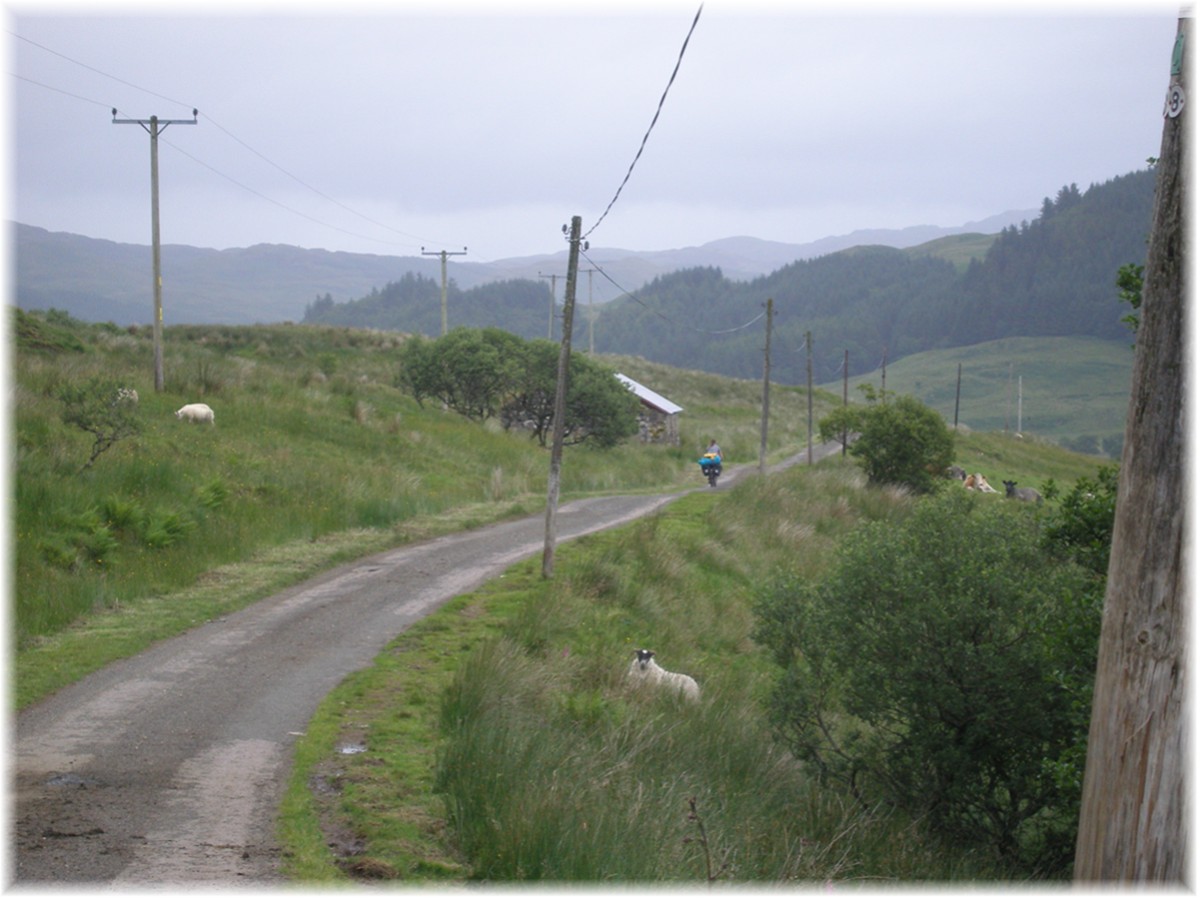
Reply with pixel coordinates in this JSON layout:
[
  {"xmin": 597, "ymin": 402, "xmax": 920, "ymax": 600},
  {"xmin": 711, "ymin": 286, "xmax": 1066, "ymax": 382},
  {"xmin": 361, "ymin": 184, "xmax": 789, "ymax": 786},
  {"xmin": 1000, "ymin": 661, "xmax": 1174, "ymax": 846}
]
[{"xmin": 7, "ymin": 1, "xmax": 1180, "ymax": 262}]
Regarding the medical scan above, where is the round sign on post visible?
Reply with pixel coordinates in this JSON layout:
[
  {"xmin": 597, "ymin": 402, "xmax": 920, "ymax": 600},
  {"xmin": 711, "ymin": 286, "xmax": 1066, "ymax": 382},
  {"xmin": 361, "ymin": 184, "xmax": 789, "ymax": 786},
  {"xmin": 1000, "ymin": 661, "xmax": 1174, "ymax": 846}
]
[{"xmin": 1164, "ymin": 83, "xmax": 1185, "ymax": 118}]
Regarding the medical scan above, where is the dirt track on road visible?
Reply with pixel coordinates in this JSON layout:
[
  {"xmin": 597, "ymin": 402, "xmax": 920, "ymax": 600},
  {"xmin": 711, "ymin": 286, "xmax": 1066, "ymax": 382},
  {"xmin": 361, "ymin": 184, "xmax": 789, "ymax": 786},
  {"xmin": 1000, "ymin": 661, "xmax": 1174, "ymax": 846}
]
[{"xmin": 13, "ymin": 444, "xmax": 841, "ymax": 887}]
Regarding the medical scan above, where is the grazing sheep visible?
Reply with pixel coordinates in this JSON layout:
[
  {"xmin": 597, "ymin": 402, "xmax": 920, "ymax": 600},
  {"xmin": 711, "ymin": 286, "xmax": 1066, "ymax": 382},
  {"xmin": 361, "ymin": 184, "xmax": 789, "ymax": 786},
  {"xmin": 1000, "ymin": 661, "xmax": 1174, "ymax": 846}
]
[
  {"xmin": 627, "ymin": 649, "xmax": 700, "ymax": 702},
  {"xmin": 175, "ymin": 402, "xmax": 215, "ymax": 425},
  {"xmin": 1003, "ymin": 480, "xmax": 1043, "ymax": 504}
]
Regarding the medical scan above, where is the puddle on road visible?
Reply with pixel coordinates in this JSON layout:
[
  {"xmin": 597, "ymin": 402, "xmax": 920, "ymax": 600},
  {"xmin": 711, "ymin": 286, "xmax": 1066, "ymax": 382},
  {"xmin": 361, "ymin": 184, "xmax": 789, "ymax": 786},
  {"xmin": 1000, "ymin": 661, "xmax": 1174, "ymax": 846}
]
[{"xmin": 44, "ymin": 773, "xmax": 101, "ymax": 788}]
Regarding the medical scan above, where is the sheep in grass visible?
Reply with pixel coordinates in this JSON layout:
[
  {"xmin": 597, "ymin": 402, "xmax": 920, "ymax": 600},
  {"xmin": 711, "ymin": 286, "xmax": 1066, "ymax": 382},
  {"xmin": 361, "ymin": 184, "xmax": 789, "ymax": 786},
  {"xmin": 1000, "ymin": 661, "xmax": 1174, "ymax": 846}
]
[
  {"xmin": 1003, "ymin": 480, "xmax": 1043, "ymax": 504},
  {"xmin": 175, "ymin": 402, "xmax": 215, "ymax": 425},
  {"xmin": 627, "ymin": 649, "xmax": 700, "ymax": 702}
]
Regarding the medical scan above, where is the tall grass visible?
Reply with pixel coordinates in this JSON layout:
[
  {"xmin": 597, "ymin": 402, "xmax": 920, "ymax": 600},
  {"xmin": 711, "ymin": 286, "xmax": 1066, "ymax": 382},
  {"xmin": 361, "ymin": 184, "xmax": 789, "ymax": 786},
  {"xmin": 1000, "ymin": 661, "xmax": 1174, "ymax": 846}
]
[
  {"xmin": 429, "ymin": 463, "xmax": 1019, "ymax": 883},
  {"xmin": 14, "ymin": 314, "xmax": 833, "ymax": 649}
]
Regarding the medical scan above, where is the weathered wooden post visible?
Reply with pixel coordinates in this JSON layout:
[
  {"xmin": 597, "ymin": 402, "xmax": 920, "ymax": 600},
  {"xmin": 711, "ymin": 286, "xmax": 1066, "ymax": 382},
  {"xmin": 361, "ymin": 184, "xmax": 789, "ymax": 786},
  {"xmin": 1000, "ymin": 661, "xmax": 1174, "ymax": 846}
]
[{"xmin": 1073, "ymin": 15, "xmax": 1188, "ymax": 884}]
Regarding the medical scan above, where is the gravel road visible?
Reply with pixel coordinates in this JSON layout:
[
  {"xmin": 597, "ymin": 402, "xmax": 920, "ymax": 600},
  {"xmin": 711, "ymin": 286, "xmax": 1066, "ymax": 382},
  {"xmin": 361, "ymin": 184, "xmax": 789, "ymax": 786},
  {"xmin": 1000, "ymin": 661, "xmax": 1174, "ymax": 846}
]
[{"xmin": 13, "ymin": 445, "xmax": 840, "ymax": 888}]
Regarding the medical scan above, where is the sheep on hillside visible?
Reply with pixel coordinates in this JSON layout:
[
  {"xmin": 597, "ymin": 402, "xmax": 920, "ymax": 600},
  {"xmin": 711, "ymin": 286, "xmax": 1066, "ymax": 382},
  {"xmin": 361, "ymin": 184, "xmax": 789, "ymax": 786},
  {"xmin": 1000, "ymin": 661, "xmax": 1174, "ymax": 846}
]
[
  {"xmin": 1003, "ymin": 480, "xmax": 1043, "ymax": 504},
  {"xmin": 175, "ymin": 402, "xmax": 215, "ymax": 425},
  {"xmin": 626, "ymin": 649, "xmax": 700, "ymax": 702}
]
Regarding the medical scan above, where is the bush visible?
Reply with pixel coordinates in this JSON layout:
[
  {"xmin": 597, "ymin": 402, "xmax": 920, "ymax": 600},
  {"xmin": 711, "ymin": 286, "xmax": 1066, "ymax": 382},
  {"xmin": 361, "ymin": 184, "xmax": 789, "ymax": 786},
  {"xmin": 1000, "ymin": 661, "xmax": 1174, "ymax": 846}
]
[
  {"xmin": 753, "ymin": 490, "xmax": 1100, "ymax": 874},
  {"xmin": 1041, "ymin": 464, "xmax": 1118, "ymax": 576},
  {"xmin": 818, "ymin": 390, "xmax": 953, "ymax": 493},
  {"xmin": 57, "ymin": 376, "xmax": 141, "ymax": 471}
]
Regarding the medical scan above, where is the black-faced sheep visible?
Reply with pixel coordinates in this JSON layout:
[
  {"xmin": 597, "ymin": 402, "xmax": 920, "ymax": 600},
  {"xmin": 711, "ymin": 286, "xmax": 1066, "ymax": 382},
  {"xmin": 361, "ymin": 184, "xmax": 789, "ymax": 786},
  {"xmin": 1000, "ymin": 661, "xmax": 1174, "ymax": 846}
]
[
  {"xmin": 1003, "ymin": 480, "xmax": 1043, "ymax": 503},
  {"xmin": 627, "ymin": 649, "xmax": 700, "ymax": 702}
]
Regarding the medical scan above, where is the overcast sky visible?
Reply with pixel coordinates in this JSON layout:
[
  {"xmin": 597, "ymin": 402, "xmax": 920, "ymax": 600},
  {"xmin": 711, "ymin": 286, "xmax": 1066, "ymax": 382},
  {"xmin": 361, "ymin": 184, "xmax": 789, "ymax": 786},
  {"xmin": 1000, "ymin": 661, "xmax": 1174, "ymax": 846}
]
[{"xmin": 7, "ymin": 1, "xmax": 1180, "ymax": 262}]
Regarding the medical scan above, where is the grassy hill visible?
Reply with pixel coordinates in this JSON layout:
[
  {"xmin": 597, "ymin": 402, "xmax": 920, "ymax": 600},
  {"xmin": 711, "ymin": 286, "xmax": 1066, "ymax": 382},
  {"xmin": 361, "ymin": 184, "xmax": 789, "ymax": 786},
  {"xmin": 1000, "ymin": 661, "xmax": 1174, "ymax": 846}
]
[
  {"xmin": 12, "ymin": 311, "xmax": 837, "ymax": 668},
  {"xmin": 824, "ymin": 335, "xmax": 1132, "ymax": 458},
  {"xmin": 15, "ymin": 311, "xmax": 1115, "ymax": 885},
  {"xmin": 902, "ymin": 231, "xmax": 998, "ymax": 272}
]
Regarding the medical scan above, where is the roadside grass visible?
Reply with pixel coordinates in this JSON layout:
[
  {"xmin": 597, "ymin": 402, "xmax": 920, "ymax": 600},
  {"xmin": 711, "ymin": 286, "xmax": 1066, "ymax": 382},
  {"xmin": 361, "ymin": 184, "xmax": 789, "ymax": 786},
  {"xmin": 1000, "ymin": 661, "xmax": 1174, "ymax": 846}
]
[
  {"xmin": 14, "ymin": 315, "xmax": 832, "ymax": 706},
  {"xmin": 286, "ymin": 457, "xmax": 1085, "ymax": 884}
]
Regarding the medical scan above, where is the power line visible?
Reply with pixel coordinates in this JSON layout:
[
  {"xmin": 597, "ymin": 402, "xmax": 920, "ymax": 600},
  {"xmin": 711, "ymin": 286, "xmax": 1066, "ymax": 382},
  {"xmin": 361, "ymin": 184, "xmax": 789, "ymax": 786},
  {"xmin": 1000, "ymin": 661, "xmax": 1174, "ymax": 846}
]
[
  {"xmin": 157, "ymin": 133, "xmax": 425, "ymax": 251},
  {"xmin": 583, "ymin": 4, "xmax": 703, "ymax": 243},
  {"xmin": 579, "ymin": 247, "xmax": 764, "ymax": 337},
  {"xmin": 11, "ymin": 29, "xmax": 448, "ymax": 251},
  {"xmin": 10, "ymin": 72, "xmax": 113, "ymax": 109},
  {"xmin": 10, "ymin": 30, "xmax": 194, "ymax": 111}
]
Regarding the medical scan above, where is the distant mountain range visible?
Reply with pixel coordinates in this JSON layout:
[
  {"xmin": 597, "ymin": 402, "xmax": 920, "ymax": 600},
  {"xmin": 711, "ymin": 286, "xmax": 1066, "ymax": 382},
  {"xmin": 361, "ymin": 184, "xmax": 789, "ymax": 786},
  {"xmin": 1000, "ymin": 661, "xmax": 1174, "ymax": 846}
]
[{"xmin": 12, "ymin": 210, "xmax": 1035, "ymax": 327}]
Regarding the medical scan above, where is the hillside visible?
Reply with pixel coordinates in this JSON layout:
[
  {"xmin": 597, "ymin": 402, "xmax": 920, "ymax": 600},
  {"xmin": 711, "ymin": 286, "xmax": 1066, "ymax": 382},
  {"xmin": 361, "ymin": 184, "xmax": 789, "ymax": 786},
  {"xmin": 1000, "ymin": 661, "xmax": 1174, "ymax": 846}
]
[
  {"xmin": 593, "ymin": 170, "xmax": 1154, "ymax": 385},
  {"xmin": 824, "ymin": 335, "xmax": 1133, "ymax": 458},
  {"xmin": 12, "ymin": 211, "xmax": 1031, "ymax": 328}
]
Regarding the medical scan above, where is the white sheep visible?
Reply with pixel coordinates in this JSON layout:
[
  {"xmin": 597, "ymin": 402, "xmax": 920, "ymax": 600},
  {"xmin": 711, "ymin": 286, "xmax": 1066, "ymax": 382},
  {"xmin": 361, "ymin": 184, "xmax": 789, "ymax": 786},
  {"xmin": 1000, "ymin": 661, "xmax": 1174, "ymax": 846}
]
[
  {"xmin": 175, "ymin": 402, "xmax": 215, "ymax": 425},
  {"xmin": 627, "ymin": 649, "xmax": 700, "ymax": 702}
]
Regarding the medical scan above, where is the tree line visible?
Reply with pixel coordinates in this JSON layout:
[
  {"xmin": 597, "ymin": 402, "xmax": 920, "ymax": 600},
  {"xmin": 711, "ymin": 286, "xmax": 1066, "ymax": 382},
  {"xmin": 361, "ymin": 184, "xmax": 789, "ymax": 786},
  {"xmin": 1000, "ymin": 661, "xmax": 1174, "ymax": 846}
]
[{"xmin": 305, "ymin": 168, "xmax": 1154, "ymax": 387}]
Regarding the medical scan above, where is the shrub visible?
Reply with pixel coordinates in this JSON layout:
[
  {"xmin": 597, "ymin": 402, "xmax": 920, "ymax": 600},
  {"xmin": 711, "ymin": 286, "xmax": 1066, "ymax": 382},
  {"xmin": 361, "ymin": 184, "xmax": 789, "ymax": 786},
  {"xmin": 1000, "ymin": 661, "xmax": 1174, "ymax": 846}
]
[
  {"xmin": 1041, "ymin": 464, "xmax": 1118, "ymax": 576},
  {"xmin": 818, "ymin": 390, "xmax": 953, "ymax": 493},
  {"xmin": 57, "ymin": 376, "xmax": 141, "ymax": 471},
  {"xmin": 753, "ymin": 490, "xmax": 1100, "ymax": 874}
]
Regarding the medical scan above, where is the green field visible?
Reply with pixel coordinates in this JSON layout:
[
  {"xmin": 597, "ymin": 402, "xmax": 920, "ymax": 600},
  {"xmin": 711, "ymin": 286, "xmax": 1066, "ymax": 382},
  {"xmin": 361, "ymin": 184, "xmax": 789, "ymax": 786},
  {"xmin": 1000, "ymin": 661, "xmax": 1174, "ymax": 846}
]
[{"xmin": 825, "ymin": 336, "xmax": 1132, "ymax": 457}]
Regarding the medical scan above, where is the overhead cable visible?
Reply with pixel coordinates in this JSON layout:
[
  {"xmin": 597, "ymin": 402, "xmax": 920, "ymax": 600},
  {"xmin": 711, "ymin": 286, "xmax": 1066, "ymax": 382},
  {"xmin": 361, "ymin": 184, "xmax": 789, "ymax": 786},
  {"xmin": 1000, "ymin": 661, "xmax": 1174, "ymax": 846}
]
[
  {"xmin": 583, "ymin": 4, "xmax": 703, "ymax": 243},
  {"xmin": 12, "ymin": 28, "xmax": 444, "ymax": 251},
  {"xmin": 580, "ymin": 247, "xmax": 764, "ymax": 337}
]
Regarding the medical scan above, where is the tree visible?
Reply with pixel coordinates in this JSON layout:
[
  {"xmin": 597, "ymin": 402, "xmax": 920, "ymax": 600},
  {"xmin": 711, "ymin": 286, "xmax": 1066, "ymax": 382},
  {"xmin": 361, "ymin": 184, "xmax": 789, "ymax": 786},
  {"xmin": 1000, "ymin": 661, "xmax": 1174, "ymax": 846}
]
[
  {"xmin": 58, "ymin": 377, "xmax": 141, "ymax": 472},
  {"xmin": 1073, "ymin": 16, "xmax": 1187, "ymax": 884},
  {"xmin": 753, "ymin": 490, "xmax": 1100, "ymax": 873},
  {"xmin": 818, "ymin": 390, "xmax": 954, "ymax": 493},
  {"xmin": 397, "ymin": 327, "xmax": 522, "ymax": 421},
  {"xmin": 396, "ymin": 328, "xmax": 639, "ymax": 448},
  {"xmin": 500, "ymin": 339, "xmax": 639, "ymax": 448},
  {"xmin": 1115, "ymin": 262, "xmax": 1143, "ymax": 334},
  {"xmin": 1040, "ymin": 465, "xmax": 1119, "ymax": 577}
]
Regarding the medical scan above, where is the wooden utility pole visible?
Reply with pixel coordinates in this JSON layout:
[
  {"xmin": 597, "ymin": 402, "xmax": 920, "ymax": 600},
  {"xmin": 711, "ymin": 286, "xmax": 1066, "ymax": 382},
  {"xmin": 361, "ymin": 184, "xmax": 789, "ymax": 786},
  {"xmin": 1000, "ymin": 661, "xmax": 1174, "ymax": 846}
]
[
  {"xmin": 538, "ymin": 272, "xmax": 561, "ymax": 340},
  {"xmin": 805, "ymin": 331, "xmax": 813, "ymax": 465},
  {"xmin": 112, "ymin": 108, "xmax": 197, "ymax": 393},
  {"xmin": 583, "ymin": 268, "xmax": 596, "ymax": 353},
  {"xmin": 1073, "ymin": 15, "xmax": 1188, "ymax": 884},
  {"xmin": 1017, "ymin": 375, "xmax": 1023, "ymax": 435},
  {"xmin": 842, "ymin": 349, "xmax": 849, "ymax": 456},
  {"xmin": 422, "ymin": 246, "xmax": 467, "ymax": 335},
  {"xmin": 758, "ymin": 298, "xmax": 772, "ymax": 474},
  {"xmin": 541, "ymin": 217, "xmax": 582, "ymax": 579},
  {"xmin": 954, "ymin": 362, "xmax": 962, "ymax": 430}
]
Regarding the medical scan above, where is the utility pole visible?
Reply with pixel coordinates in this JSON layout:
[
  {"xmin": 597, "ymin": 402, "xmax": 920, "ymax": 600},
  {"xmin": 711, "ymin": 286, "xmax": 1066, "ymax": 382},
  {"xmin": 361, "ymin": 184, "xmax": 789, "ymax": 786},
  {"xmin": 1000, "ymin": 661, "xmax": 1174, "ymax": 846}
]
[
  {"xmin": 542, "ymin": 217, "xmax": 583, "ymax": 579},
  {"xmin": 806, "ymin": 331, "xmax": 814, "ymax": 465},
  {"xmin": 581, "ymin": 268, "xmax": 596, "ymax": 353},
  {"xmin": 954, "ymin": 362, "xmax": 962, "ymax": 430},
  {"xmin": 758, "ymin": 298, "xmax": 772, "ymax": 474},
  {"xmin": 842, "ymin": 350, "xmax": 849, "ymax": 456},
  {"xmin": 1074, "ymin": 15, "xmax": 1188, "ymax": 882},
  {"xmin": 538, "ymin": 272, "xmax": 561, "ymax": 340},
  {"xmin": 422, "ymin": 246, "xmax": 467, "ymax": 336},
  {"xmin": 112, "ymin": 108, "xmax": 198, "ymax": 393}
]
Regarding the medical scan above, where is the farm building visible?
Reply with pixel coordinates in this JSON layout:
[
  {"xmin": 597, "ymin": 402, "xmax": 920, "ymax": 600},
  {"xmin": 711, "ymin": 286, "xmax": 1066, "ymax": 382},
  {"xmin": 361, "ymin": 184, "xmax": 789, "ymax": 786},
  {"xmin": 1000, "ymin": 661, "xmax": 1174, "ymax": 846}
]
[{"xmin": 615, "ymin": 373, "xmax": 683, "ymax": 446}]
